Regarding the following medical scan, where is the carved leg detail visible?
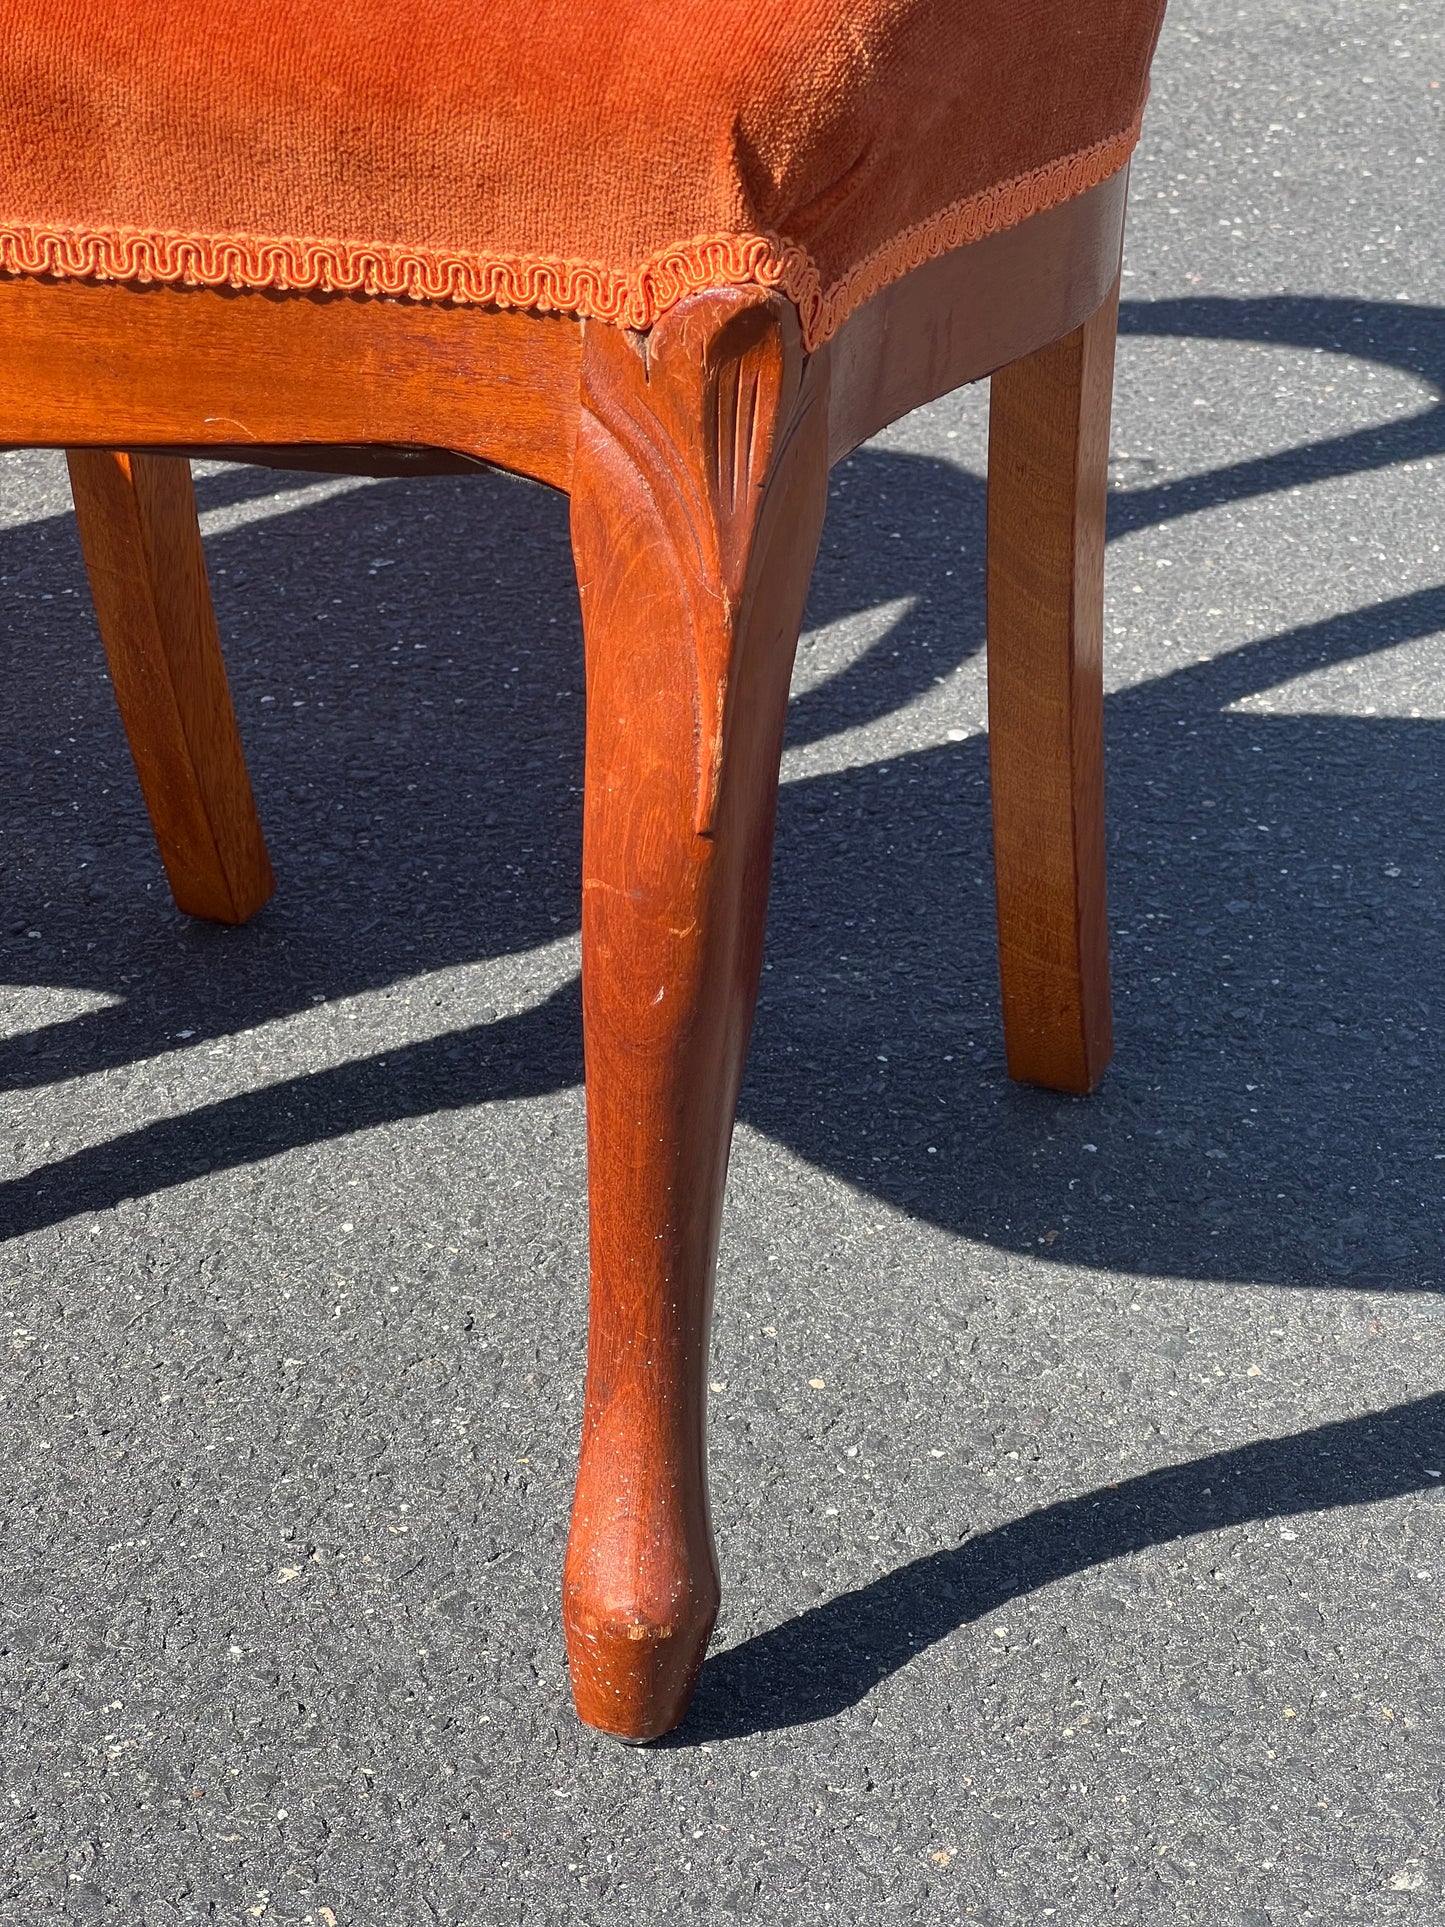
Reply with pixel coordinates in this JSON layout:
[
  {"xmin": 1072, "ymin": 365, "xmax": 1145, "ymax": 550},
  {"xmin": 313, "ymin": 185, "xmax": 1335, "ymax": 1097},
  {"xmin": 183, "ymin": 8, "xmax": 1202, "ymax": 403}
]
[
  {"xmin": 986, "ymin": 280, "xmax": 1119, "ymax": 1094},
  {"xmin": 564, "ymin": 291, "xmax": 829, "ymax": 1740},
  {"xmin": 67, "ymin": 449, "xmax": 274, "ymax": 924}
]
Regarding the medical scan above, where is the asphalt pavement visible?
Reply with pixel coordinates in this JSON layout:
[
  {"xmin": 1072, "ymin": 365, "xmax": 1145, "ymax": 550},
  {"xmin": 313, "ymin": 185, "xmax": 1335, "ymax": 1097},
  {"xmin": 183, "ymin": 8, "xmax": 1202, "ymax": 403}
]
[{"xmin": 1, "ymin": 2, "xmax": 1442, "ymax": 1920}]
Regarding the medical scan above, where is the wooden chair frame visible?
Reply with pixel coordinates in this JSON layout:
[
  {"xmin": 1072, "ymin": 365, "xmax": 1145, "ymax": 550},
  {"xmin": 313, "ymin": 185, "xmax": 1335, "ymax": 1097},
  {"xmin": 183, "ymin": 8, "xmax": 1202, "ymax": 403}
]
[{"xmin": 0, "ymin": 167, "xmax": 1126, "ymax": 1740}]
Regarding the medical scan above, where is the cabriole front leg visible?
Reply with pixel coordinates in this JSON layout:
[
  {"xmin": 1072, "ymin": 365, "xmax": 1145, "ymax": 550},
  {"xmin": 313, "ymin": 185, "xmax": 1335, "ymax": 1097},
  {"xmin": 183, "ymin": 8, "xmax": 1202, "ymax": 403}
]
[{"xmin": 564, "ymin": 290, "xmax": 830, "ymax": 1740}]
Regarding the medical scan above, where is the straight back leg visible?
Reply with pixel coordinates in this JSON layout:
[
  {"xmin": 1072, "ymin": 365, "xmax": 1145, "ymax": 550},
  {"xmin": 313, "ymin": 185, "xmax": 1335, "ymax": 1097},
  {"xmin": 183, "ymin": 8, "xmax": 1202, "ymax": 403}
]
[
  {"xmin": 985, "ymin": 280, "xmax": 1120, "ymax": 1094},
  {"xmin": 67, "ymin": 449, "xmax": 274, "ymax": 924},
  {"xmin": 564, "ymin": 291, "xmax": 830, "ymax": 1740}
]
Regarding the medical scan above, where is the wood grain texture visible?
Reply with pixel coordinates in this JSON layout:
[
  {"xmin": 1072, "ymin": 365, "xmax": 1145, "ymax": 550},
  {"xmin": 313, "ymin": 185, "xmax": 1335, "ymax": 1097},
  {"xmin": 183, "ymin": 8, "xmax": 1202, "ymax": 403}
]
[
  {"xmin": 66, "ymin": 449, "xmax": 274, "ymax": 924},
  {"xmin": 565, "ymin": 291, "xmax": 830, "ymax": 1740},
  {"xmin": 827, "ymin": 170, "xmax": 1127, "ymax": 465},
  {"xmin": 986, "ymin": 277, "xmax": 1120, "ymax": 1094},
  {"xmin": 1, "ymin": 276, "xmax": 582, "ymax": 490}
]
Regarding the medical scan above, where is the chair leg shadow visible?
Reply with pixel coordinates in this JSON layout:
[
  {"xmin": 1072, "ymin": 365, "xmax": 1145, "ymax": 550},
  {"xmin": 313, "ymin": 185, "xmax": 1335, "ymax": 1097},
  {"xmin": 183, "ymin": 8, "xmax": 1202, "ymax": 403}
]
[{"xmin": 664, "ymin": 1390, "xmax": 1444, "ymax": 1743}]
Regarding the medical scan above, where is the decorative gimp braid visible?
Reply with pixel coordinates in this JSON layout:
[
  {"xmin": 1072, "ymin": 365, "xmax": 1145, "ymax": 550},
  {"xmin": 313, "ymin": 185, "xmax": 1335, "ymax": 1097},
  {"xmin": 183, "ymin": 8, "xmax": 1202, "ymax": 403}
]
[{"xmin": 0, "ymin": 118, "xmax": 1141, "ymax": 352}]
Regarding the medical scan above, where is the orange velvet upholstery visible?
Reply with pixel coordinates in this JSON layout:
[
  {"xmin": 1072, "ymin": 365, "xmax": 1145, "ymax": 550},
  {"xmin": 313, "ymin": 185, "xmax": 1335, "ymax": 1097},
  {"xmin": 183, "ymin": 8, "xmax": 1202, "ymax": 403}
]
[{"xmin": 1, "ymin": 0, "xmax": 1165, "ymax": 348}]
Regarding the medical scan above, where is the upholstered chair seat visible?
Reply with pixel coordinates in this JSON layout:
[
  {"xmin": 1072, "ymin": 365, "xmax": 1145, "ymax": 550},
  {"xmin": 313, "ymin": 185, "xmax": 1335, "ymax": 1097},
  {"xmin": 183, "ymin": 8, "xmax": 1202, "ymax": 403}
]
[{"xmin": 5, "ymin": 0, "xmax": 1161, "ymax": 346}]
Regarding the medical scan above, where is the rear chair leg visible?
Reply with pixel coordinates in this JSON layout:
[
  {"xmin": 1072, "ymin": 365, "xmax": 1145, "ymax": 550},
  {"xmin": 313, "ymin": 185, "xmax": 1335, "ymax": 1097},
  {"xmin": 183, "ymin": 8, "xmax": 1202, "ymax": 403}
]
[
  {"xmin": 67, "ymin": 449, "xmax": 274, "ymax": 924},
  {"xmin": 564, "ymin": 291, "xmax": 830, "ymax": 1740},
  {"xmin": 986, "ymin": 279, "xmax": 1120, "ymax": 1094}
]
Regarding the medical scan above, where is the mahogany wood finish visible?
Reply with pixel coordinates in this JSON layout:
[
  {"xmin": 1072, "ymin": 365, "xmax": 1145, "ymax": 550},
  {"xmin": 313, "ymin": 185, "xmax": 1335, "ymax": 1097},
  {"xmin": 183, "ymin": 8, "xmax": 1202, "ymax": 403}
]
[
  {"xmin": 566, "ymin": 289, "xmax": 830, "ymax": 1738},
  {"xmin": 0, "ymin": 275, "xmax": 582, "ymax": 489},
  {"xmin": 0, "ymin": 168, "xmax": 1132, "ymax": 1739},
  {"xmin": 826, "ymin": 168, "xmax": 1127, "ymax": 464},
  {"xmin": 0, "ymin": 171, "xmax": 1122, "ymax": 491},
  {"xmin": 986, "ymin": 279, "xmax": 1120, "ymax": 1093},
  {"xmin": 65, "ymin": 448, "xmax": 274, "ymax": 923}
]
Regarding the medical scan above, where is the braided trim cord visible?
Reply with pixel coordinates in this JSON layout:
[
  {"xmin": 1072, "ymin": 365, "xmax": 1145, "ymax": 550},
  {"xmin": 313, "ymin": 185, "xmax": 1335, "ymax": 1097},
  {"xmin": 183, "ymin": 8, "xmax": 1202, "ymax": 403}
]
[
  {"xmin": 0, "ymin": 115, "xmax": 1141, "ymax": 350},
  {"xmin": 798, "ymin": 118, "xmax": 1140, "ymax": 346}
]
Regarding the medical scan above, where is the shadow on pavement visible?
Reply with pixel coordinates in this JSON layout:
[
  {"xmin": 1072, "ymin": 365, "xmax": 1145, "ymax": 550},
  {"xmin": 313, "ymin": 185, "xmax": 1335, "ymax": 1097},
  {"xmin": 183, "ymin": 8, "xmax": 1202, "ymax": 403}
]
[
  {"xmin": 672, "ymin": 1390, "xmax": 1445, "ymax": 1742},
  {"xmin": 1, "ymin": 293, "xmax": 1441, "ymax": 1296}
]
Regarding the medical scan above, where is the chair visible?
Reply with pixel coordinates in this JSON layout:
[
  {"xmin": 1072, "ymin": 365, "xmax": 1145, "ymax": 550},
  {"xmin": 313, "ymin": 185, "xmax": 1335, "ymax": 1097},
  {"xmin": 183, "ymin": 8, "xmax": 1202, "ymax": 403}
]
[{"xmin": 0, "ymin": 0, "xmax": 1167, "ymax": 1738}]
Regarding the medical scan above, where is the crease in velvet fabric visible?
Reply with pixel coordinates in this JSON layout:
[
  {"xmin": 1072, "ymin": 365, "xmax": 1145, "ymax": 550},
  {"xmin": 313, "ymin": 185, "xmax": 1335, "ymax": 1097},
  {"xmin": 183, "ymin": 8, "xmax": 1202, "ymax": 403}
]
[{"xmin": 0, "ymin": 0, "xmax": 1166, "ymax": 347}]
